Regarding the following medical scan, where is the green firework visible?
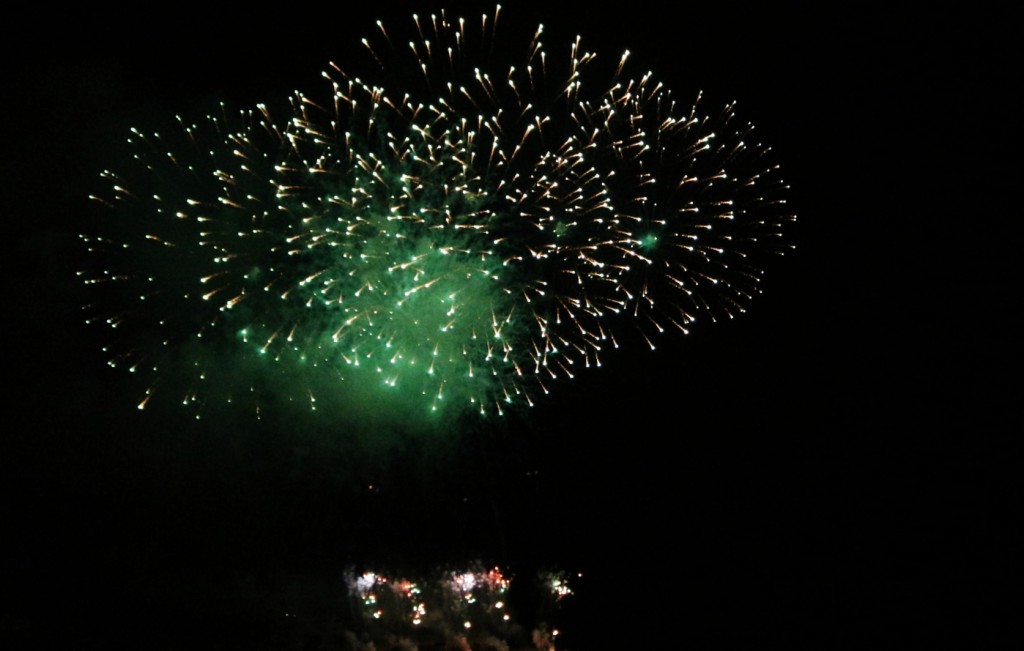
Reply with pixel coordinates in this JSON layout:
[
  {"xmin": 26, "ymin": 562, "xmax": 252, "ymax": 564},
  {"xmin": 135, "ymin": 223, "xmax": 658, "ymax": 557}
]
[{"xmin": 81, "ymin": 7, "xmax": 794, "ymax": 424}]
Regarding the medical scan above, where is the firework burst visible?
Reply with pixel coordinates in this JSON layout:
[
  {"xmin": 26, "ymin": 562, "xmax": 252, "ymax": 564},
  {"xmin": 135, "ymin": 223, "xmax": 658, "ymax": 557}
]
[{"xmin": 81, "ymin": 6, "xmax": 793, "ymax": 424}]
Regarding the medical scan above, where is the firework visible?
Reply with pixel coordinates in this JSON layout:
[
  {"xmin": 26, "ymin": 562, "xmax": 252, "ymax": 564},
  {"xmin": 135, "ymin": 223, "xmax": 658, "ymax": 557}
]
[
  {"xmin": 342, "ymin": 563, "xmax": 572, "ymax": 648},
  {"xmin": 81, "ymin": 6, "xmax": 793, "ymax": 423}
]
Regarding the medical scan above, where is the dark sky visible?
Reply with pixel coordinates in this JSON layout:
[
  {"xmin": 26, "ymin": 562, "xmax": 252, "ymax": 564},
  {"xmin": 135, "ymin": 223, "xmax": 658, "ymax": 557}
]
[{"xmin": 3, "ymin": 2, "xmax": 1020, "ymax": 648}]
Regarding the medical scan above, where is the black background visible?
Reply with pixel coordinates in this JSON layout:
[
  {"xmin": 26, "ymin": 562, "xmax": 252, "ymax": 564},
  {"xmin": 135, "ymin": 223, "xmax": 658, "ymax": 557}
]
[{"xmin": 3, "ymin": 1, "xmax": 1019, "ymax": 647}]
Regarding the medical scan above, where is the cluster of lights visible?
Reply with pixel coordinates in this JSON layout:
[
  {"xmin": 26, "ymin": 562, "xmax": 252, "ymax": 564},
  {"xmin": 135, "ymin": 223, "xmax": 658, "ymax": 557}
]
[
  {"xmin": 343, "ymin": 564, "xmax": 573, "ymax": 648},
  {"xmin": 348, "ymin": 571, "xmax": 427, "ymax": 625}
]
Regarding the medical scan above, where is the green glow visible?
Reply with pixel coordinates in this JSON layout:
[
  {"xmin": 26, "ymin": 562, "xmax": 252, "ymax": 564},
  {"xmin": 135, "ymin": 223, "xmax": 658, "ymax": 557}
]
[{"xmin": 81, "ymin": 7, "xmax": 793, "ymax": 429}]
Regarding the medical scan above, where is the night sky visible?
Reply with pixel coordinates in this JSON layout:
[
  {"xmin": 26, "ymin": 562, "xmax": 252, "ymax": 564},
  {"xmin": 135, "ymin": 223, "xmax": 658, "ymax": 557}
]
[{"xmin": 3, "ymin": 2, "xmax": 1019, "ymax": 648}]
